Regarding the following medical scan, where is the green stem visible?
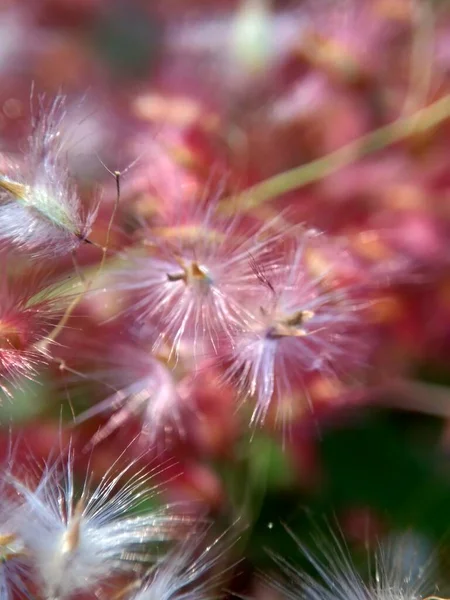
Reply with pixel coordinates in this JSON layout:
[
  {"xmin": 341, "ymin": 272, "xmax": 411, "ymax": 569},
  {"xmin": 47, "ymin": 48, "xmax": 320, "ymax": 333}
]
[{"xmin": 220, "ymin": 94, "xmax": 450, "ymax": 214}]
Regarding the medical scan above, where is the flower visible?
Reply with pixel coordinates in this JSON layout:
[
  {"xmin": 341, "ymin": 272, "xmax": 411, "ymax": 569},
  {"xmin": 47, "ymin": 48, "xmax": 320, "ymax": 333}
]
[
  {"xmin": 0, "ymin": 94, "xmax": 98, "ymax": 259},
  {"xmin": 0, "ymin": 263, "xmax": 63, "ymax": 398},
  {"xmin": 116, "ymin": 196, "xmax": 281, "ymax": 362},
  {"xmin": 127, "ymin": 524, "xmax": 238, "ymax": 600},
  {"xmin": 269, "ymin": 526, "xmax": 437, "ymax": 600},
  {"xmin": 0, "ymin": 466, "xmax": 31, "ymax": 600},
  {"xmin": 73, "ymin": 340, "xmax": 189, "ymax": 450},
  {"xmin": 222, "ymin": 231, "xmax": 367, "ymax": 427},
  {"xmin": 10, "ymin": 444, "xmax": 192, "ymax": 600}
]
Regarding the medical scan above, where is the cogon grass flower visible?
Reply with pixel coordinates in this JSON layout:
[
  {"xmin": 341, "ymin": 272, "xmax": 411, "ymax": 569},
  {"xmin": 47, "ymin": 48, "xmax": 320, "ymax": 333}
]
[
  {"xmin": 222, "ymin": 230, "xmax": 368, "ymax": 427},
  {"xmin": 126, "ymin": 524, "xmax": 239, "ymax": 600},
  {"xmin": 269, "ymin": 526, "xmax": 439, "ymax": 600},
  {"xmin": 116, "ymin": 196, "xmax": 282, "ymax": 362},
  {"xmin": 0, "ymin": 94, "xmax": 98, "ymax": 259},
  {"xmin": 0, "ymin": 538, "xmax": 29, "ymax": 600},
  {"xmin": 73, "ymin": 340, "xmax": 190, "ymax": 450},
  {"xmin": 10, "ymin": 445, "xmax": 193, "ymax": 600},
  {"xmin": 0, "ymin": 467, "xmax": 32, "ymax": 600},
  {"xmin": 0, "ymin": 264, "xmax": 63, "ymax": 398}
]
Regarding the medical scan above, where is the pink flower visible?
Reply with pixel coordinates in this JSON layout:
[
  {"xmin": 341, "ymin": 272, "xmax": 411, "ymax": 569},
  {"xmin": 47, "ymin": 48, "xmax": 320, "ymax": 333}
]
[
  {"xmin": 0, "ymin": 95, "xmax": 98, "ymax": 259},
  {"xmin": 222, "ymin": 231, "xmax": 368, "ymax": 427},
  {"xmin": 72, "ymin": 335, "xmax": 192, "ymax": 450},
  {"xmin": 0, "ymin": 264, "xmax": 62, "ymax": 397},
  {"xmin": 116, "ymin": 194, "xmax": 281, "ymax": 362}
]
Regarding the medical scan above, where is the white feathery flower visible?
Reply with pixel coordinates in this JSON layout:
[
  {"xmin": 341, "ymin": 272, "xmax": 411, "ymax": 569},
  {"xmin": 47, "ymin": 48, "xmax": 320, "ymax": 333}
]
[
  {"xmin": 0, "ymin": 471, "xmax": 31, "ymax": 600},
  {"xmin": 10, "ymin": 447, "xmax": 190, "ymax": 600},
  {"xmin": 223, "ymin": 231, "xmax": 366, "ymax": 426},
  {"xmin": 0, "ymin": 95, "xmax": 98, "ymax": 258},
  {"xmin": 270, "ymin": 527, "xmax": 438, "ymax": 600},
  {"xmin": 73, "ymin": 342, "xmax": 187, "ymax": 450},
  {"xmin": 118, "ymin": 201, "xmax": 281, "ymax": 362},
  {"xmin": 0, "ymin": 264, "xmax": 64, "ymax": 399},
  {"xmin": 128, "ymin": 525, "xmax": 238, "ymax": 600}
]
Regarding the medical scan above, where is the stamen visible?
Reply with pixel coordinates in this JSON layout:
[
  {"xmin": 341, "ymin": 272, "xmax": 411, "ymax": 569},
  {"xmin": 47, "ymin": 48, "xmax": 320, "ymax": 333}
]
[
  {"xmin": 0, "ymin": 177, "xmax": 29, "ymax": 202},
  {"xmin": 265, "ymin": 310, "xmax": 314, "ymax": 339},
  {"xmin": 284, "ymin": 309, "xmax": 314, "ymax": 327},
  {"xmin": 167, "ymin": 261, "xmax": 211, "ymax": 285},
  {"xmin": 61, "ymin": 498, "xmax": 84, "ymax": 555}
]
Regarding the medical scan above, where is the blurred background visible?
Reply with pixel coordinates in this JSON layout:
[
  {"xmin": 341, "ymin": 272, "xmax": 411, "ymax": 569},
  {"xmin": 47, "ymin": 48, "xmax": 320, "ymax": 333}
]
[{"xmin": 2, "ymin": 0, "xmax": 450, "ymax": 597}]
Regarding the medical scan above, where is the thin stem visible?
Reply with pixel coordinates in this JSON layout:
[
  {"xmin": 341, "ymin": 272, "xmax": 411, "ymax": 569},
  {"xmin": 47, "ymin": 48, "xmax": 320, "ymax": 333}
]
[
  {"xmin": 219, "ymin": 94, "xmax": 450, "ymax": 214},
  {"xmin": 36, "ymin": 171, "xmax": 122, "ymax": 353}
]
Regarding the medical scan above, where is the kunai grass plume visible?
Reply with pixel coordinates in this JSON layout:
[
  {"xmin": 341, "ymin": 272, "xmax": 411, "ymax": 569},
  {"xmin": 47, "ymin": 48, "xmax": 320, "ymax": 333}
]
[
  {"xmin": 269, "ymin": 526, "xmax": 440, "ymax": 600},
  {"xmin": 72, "ymin": 339, "xmax": 189, "ymax": 450},
  {"xmin": 116, "ymin": 194, "xmax": 283, "ymax": 362},
  {"xmin": 0, "ymin": 457, "xmax": 31, "ymax": 600},
  {"xmin": 9, "ymin": 443, "xmax": 196, "ymax": 600},
  {"xmin": 222, "ymin": 230, "xmax": 368, "ymax": 427},
  {"xmin": 125, "ymin": 523, "xmax": 239, "ymax": 600},
  {"xmin": 0, "ymin": 263, "xmax": 64, "ymax": 398},
  {"xmin": 0, "ymin": 94, "xmax": 98, "ymax": 258}
]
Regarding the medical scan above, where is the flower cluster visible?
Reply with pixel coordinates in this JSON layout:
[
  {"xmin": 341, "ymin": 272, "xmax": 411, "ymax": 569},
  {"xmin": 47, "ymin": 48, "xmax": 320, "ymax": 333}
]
[
  {"xmin": 0, "ymin": 96, "xmax": 97, "ymax": 258},
  {"xmin": 0, "ymin": 264, "xmax": 63, "ymax": 398},
  {"xmin": 0, "ymin": 443, "xmax": 211, "ymax": 600},
  {"xmin": 270, "ymin": 527, "xmax": 438, "ymax": 600},
  {"xmin": 0, "ymin": 0, "xmax": 449, "ymax": 598}
]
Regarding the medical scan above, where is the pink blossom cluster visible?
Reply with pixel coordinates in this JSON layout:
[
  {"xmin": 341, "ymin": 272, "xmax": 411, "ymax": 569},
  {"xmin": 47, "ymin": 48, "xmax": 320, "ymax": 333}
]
[{"xmin": 0, "ymin": 0, "xmax": 449, "ymax": 598}]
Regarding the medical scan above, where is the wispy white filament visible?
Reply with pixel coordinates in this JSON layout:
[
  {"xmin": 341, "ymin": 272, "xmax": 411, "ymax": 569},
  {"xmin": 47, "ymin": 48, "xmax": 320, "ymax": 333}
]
[
  {"xmin": 0, "ymin": 471, "xmax": 31, "ymax": 600},
  {"xmin": 117, "ymin": 204, "xmax": 282, "ymax": 362},
  {"xmin": 224, "ymin": 234, "xmax": 365, "ymax": 426},
  {"xmin": 270, "ymin": 527, "xmax": 437, "ymax": 600},
  {"xmin": 0, "ymin": 95, "xmax": 98, "ymax": 258},
  {"xmin": 74, "ymin": 342, "xmax": 185, "ymax": 449},
  {"xmin": 10, "ymin": 447, "xmax": 189, "ymax": 600},
  {"xmin": 129, "ymin": 525, "xmax": 238, "ymax": 600}
]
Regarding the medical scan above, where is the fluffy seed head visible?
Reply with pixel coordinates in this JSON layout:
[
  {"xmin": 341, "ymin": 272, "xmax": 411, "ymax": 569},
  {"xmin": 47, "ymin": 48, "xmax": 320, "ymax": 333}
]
[
  {"xmin": 0, "ymin": 94, "xmax": 98, "ymax": 258},
  {"xmin": 73, "ymin": 341, "xmax": 188, "ymax": 450},
  {"xmin": 127, "ymin": 525, "xmax": 238, "ymax": 600},
  {"xmin": 0, "ymin": 265, "xmax": 63, "ymax": 397},
  {"xmin": 117, "ymin": 199, "xmax": 281, "ymax": 362},
  {"xmin": 0, "ymin": 466, "xmax": 31, "ymax": 600},
  {"xmin": 223, "ymin": 231, "xmax": 367, "ymax": 427},
  {"xmin": 270, "ymin": 527, "xmax": 437, "ymax": 600},
  {"xmin": 10, "ymin": 446, "xmax": 190, "ymax": 600}
]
